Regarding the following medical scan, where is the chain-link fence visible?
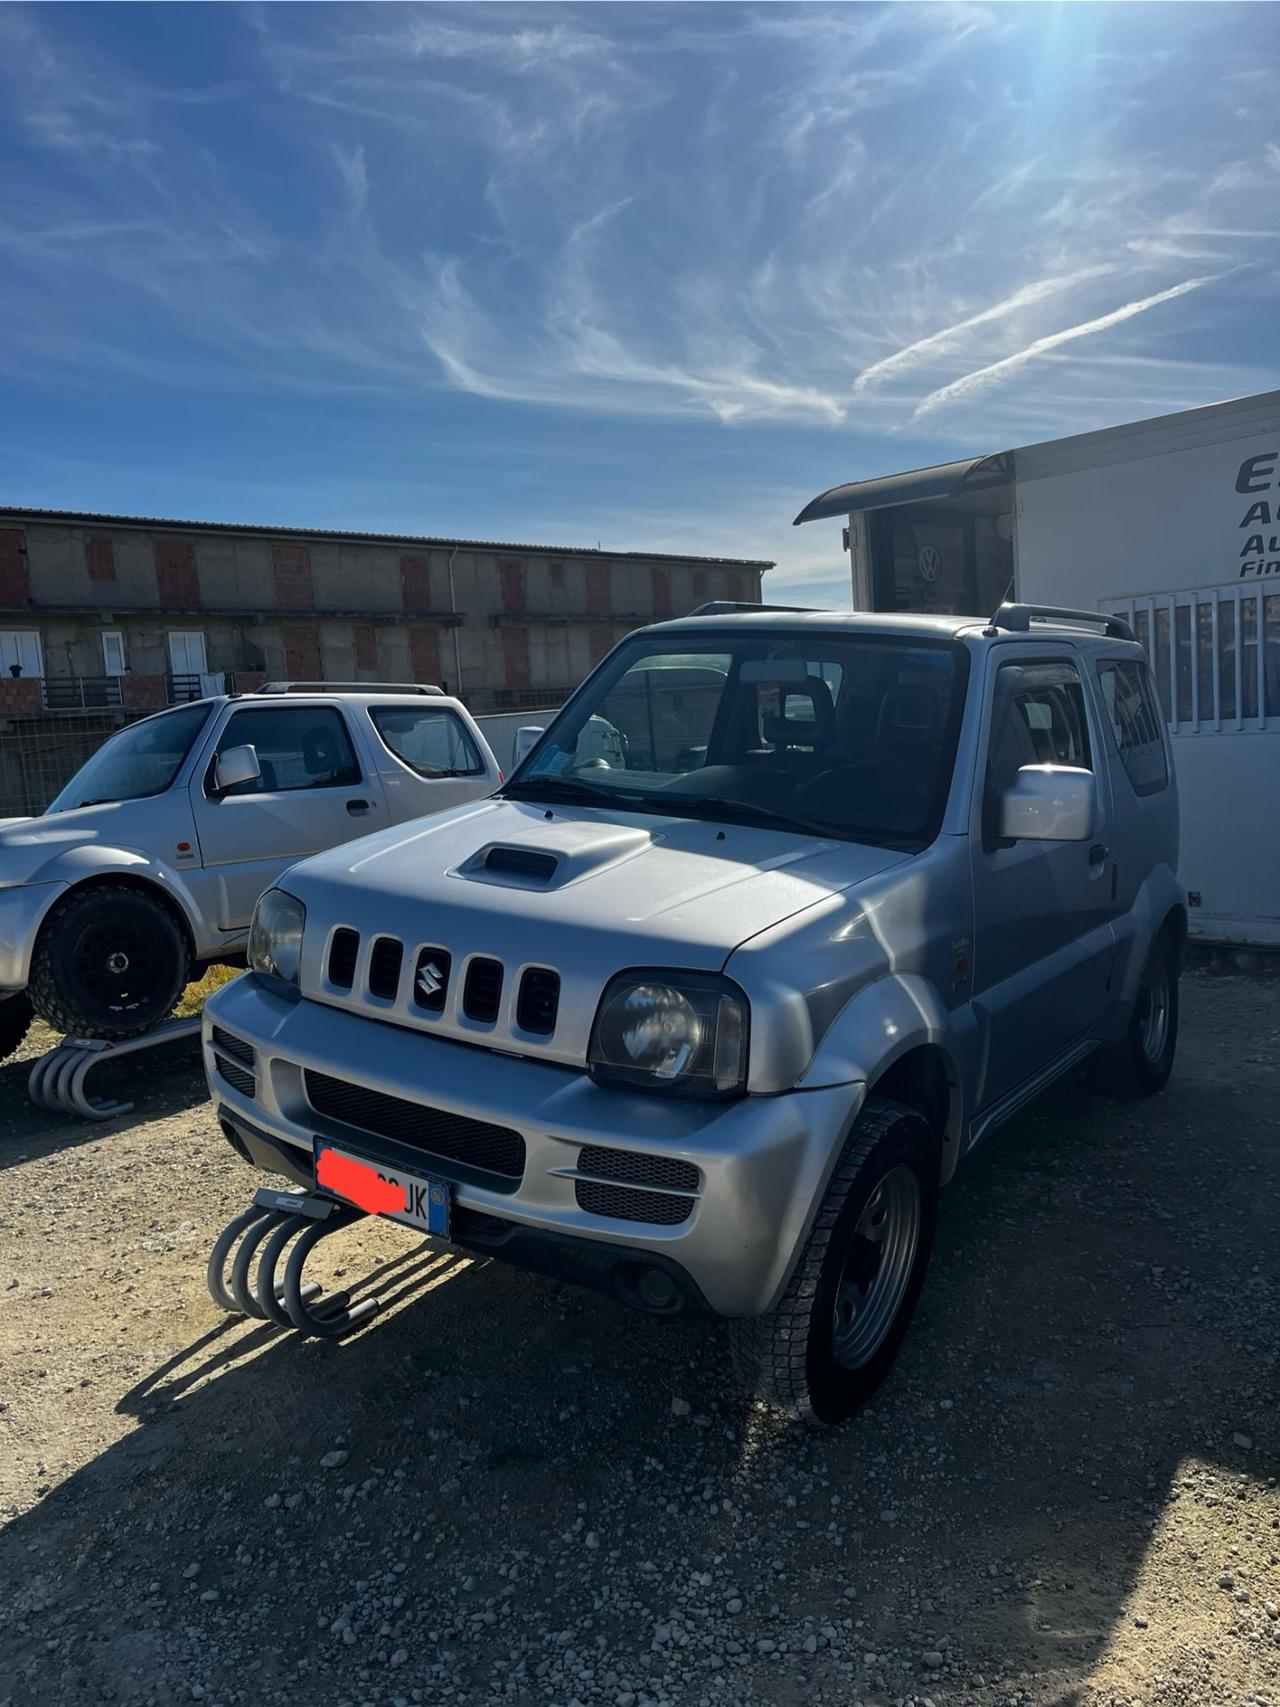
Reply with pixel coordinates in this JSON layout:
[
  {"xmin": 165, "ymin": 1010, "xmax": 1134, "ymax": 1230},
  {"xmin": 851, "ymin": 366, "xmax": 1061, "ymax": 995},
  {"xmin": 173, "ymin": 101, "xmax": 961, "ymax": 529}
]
[{"xmin": 0, "ymin": 711, "xmax": 148, "ymax": 818}]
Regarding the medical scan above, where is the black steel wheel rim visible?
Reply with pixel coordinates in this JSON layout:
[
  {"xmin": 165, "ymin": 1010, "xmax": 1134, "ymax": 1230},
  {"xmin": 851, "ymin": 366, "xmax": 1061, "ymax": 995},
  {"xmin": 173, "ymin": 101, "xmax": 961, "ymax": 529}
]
[
  {"xmin": 831, "ymin": 1163, "xmax": 922, "ymax": 1371},
  {"xmin": 71, "ymin": 921, "xmax": 167, "ymax": 1015}
]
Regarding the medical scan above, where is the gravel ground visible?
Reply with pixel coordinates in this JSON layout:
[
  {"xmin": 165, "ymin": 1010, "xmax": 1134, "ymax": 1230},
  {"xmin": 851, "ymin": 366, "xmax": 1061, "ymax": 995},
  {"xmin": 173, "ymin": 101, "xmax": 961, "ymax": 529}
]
[{"xmin": 0, "ymin": 972, "xmax": 1277, "ymax": 1707}]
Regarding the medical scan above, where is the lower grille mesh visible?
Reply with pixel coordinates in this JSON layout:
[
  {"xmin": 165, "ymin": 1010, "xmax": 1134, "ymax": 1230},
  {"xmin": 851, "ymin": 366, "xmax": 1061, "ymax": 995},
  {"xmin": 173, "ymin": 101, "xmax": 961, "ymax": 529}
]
[
  {"xmin": 575, "ymin": 1179, "xmax": 693, "ymax": 1226},
  {"xmin": 214, "ymin": 1054, "xmax": 255, "ymax": 1099},
  {"xmin": 305, "ymin": 1070, "xmax": 525, "ymax": 1183},
  {"xmin": 577, "ymin": 1145, "xmax": 699, "ymax": 1193}
]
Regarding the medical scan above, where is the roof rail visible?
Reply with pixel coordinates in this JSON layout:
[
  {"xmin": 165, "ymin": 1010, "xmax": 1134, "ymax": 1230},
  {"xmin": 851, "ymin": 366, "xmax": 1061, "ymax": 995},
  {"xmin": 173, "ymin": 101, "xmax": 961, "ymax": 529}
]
[
  {"xmin": 687, "ymin": 601, "xmax": 818, "ymax": 617},
  {"xmin": 253, "ymin": 681, "xmax": 445, "ymax": 697},
  {"xmin": 983, "ymin": 603, "xmax": 1136, "ymax": 643}
]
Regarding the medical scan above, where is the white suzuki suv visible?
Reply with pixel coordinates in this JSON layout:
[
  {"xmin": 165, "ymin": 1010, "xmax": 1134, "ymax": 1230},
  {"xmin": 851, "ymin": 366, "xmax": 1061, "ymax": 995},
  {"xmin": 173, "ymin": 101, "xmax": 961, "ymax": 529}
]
[{"xmin": 0, "ymin": 683, "xmax": 499, "ymax": 1056}]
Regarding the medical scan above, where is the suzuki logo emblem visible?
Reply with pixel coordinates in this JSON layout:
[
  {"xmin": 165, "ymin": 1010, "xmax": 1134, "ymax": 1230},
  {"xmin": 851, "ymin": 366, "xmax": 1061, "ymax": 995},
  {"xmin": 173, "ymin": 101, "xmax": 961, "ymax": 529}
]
[{"xmin": 417, "ymin": 961, "xmax": 445, "ymax": 999}]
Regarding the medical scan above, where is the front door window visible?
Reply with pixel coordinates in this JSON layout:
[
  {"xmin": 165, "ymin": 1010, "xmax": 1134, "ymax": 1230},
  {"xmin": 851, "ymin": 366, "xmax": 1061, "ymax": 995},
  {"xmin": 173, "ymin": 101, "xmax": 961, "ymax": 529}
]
[{"xmin": 209, "ymin": 706, "xmax": 362, "ymax": 795}]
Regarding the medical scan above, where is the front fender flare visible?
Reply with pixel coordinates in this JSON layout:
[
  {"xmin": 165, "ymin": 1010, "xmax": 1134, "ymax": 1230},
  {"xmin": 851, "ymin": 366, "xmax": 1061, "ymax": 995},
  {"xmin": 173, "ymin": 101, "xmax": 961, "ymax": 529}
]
[
  {"xmin": 797, "ymin": 972, "xmax": 966, "ymax": 1177},
  {"xmin": 30, "ymin": 845, "xmax": 207, "ymax": 955}
]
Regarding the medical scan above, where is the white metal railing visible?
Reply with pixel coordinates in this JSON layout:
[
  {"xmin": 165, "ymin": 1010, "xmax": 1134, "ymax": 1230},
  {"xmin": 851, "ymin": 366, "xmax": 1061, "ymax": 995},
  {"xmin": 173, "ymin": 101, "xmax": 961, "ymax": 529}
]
[{"xmin": 1101, "ymin": 586, "xmax": 1280, "ymax": 735}]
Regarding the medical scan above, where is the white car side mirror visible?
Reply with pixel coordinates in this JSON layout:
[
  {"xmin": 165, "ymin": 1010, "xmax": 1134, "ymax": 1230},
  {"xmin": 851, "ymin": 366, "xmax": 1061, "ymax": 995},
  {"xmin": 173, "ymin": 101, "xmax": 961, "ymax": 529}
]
[
  {"xmin": 513, "ymin": 726, "xmax": 545, "ymax": 766},
  {"xmin": 214, "ymin": 744, "xmax": 262, "ymax": 794},
  {"xmin": 1000, "ymin": 764, "xmax": 1095, "ymax": 843}
]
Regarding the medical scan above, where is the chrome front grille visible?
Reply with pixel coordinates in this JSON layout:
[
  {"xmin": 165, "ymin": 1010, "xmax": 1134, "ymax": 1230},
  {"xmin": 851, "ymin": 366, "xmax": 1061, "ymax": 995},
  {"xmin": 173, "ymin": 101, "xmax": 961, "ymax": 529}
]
[
  {"xmin": 323, "ymin": 929, "xmax": 561, "ymax": 1040},
  {"xmin": 368, "ymin": 936, "xmax": 404, "ymax": 1001},
  {"xmin": 463, "ymin": 957, "xmax": 504, "ymax": 1024}
]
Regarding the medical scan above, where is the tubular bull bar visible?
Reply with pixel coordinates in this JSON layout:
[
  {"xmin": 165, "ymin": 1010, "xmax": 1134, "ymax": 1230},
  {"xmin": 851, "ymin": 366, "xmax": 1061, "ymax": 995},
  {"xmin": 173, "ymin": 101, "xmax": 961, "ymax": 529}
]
[{"xmin": 207, "ymin": 1185, "xmax": 383, "ymax": 1338}]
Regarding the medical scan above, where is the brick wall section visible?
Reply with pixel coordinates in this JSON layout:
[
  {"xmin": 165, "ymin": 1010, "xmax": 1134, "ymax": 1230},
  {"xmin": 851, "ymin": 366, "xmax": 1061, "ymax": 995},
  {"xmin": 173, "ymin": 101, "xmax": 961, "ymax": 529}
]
[
  {"xmin": 586, "ymin": 563, "xmax": 609, "ymax": 617},
  {"xmin": 501, "ymin": 627, "xmax": 530, "ymax": 689},
  {"xmin": 235, "ymin": 671, "xmax": 267, "ymax": 694},
  {"xmin": 400, "ymin": 555, "xmax": 431, "ymax": 610},
  {"xmin": 0, "ymin": 529, "xmax": 29, "ymax": 605},
  {"xmin": 272, "ymin": 544, "xmax": 313, "ymax": 608},
  {"xmin": 122, "ymin": 673, "xmax": 167, "ymax": 710},
  {"xmin": 0, "ymin": 678, "xmax": 40, "ymax": 714},
  {"xmin": 282, "ymin": 621, "xmax": 322, "ymax": 681},
  {"xmin": 154, "ymin": 538, "xmax": 199, "ymax": 607},
  {"xmin": 408, "ymin": 624, "xmax": 441, "ymax": 687},
  {"xmin": 85, "ymin": 536, "xmax": 116, "ymax": 582},
  {"xmin": 354, "ymin": 624, "xmax": 378, "ymax": 671},
  {"xmin": 499, "ymin": 560, "xmax": 526, "ymax": 616}
]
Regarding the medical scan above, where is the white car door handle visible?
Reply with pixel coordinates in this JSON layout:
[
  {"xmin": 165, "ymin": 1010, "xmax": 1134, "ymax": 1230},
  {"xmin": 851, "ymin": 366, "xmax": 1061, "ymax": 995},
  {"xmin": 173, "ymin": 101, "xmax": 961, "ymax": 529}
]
[{"xmin": 346, "ymin": 798, "xmax": 372, "ymax": 815}]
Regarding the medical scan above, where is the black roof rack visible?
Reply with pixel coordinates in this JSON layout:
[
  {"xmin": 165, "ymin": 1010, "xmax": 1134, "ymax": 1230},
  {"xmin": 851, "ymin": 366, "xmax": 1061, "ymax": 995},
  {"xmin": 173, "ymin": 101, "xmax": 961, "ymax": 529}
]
[
  {"xmin": 686, "ymin": 601, "xmax": 818, "ymax": 617},
  {"xmin": 253, "ymin": 681, "xmax": 444, "ymax": 696},
  {"xmin": 983, "ymin": 603, "xmax": 1136, "ymax": 643}
]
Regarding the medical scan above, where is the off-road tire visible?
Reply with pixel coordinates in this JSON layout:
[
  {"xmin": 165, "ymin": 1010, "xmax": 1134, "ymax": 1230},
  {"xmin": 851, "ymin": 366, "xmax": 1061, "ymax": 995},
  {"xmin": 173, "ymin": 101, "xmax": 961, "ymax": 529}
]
[
  {"xmin": 29, "ymin": 885, "xmax": 189, "ymax": 1041},
  {"xmin": 0, "ymin": 991, "xmax": 33, "ymax": 1061},
  {"xmin": 1113, "ymin": 927, "xmax": 1180, "ymax": 1096},
  {"xmin": 729, "ymin": 1097, "xmax": 938, "ymax": 1426}
]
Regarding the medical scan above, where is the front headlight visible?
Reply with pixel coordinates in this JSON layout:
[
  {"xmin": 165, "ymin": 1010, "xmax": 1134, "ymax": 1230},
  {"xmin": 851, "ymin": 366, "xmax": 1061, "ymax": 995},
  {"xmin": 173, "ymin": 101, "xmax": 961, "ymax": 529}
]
[
  {"xmin": 588, "ymin": 970, "xmax": 749, "ymax": 1099},
  {"xmin": 248, "ymin": 888, "xmax": 306, "ymax": 994}
]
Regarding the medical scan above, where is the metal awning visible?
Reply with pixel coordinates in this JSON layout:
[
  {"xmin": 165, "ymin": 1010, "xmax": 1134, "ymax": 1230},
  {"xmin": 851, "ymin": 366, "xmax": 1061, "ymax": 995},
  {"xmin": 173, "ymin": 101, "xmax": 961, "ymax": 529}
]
[{"xmin": 793, "ymin": 450, "xmax": 1013, "ymax": 525}]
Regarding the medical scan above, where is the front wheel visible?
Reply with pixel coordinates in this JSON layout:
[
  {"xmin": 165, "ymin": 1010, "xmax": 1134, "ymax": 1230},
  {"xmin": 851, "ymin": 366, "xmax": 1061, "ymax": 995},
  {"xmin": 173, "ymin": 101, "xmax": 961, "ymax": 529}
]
[
  {"xmin": 729, "ymin": 1097, "xmax": 939, "ymax": 1425},
  {"xmin": 28, "ymin": 886, "xmax": 189, "ymax": 1041},
  {"xmin": 1114, "ymin": 928, "xmax": 1180, "ymax": 1095}
]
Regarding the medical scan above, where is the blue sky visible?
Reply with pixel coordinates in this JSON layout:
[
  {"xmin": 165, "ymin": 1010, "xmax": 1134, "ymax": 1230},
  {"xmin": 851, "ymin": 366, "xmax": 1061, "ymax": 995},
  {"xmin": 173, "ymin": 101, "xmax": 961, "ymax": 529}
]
[{"xmin": 1, "ymin": 3, "xmax": 1278, "ymax": 606}]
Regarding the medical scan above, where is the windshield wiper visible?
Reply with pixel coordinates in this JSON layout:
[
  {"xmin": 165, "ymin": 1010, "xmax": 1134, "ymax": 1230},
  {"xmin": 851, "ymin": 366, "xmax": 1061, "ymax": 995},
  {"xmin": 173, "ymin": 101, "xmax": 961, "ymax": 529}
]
[
  {"xmin": 690, "ymin": 796, "xmax": 843, "ymax": 840},
  {"xmin": 501, "ymin": 775, "xmax": 652, "ymax": 809}
]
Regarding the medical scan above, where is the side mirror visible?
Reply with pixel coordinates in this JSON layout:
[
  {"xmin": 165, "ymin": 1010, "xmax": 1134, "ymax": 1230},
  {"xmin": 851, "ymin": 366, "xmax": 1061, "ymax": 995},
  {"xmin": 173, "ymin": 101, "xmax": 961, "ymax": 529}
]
[
  {"xmin": 213, "ymin": 744, "xmax": 261, "ymax": 794},
  {"xmin": 513, "ymin": 726, "xmax": 545, "ymax": 766},
  {"xmin": 1000, "ymin": 764, "xmax": 1095, "ymax": 843}
]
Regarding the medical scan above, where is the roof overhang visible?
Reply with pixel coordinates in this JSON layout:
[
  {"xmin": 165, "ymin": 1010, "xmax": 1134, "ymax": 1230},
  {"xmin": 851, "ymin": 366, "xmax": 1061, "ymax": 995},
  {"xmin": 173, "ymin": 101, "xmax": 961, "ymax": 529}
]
[{"xmin": 793, "ymin": 450, "xmax": 1014, "ymax": 526}]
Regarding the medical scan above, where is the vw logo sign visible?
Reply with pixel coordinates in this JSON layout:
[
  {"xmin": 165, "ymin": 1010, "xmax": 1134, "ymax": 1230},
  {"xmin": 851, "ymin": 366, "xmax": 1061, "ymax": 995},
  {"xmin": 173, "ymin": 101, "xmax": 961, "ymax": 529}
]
[{"xmin": 917, "ymin": 543, "xmax": 943, "ymax": 584}]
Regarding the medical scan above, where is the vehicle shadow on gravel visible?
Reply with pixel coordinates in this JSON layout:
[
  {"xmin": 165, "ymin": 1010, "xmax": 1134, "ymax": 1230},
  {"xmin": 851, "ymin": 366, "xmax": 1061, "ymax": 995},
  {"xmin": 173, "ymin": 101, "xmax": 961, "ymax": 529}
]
[
  {"xmin": 0, "ymin": 1034, "xmax": 207, "ymax": 1166},
  {"xmin": 1, "ymin": 996, "xmax": 1276, "ymax": 1706}
]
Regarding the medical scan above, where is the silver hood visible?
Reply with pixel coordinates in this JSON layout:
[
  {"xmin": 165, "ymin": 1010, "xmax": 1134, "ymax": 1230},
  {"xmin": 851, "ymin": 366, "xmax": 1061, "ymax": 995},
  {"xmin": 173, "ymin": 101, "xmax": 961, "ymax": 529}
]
[
  {"xmin": 0, "ymin": 805, "xmax": 131, "ymax": 888},
  {"xmin": 286, "ymin": 798, "xmax": 909, "ymax": 1067}
]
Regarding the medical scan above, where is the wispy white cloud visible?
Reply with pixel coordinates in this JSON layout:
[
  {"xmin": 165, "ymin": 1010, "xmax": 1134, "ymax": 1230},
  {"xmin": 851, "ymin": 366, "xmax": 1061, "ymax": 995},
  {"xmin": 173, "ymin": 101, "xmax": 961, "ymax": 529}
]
[
  {"xmin": 852, "ymin": 267, "xmax": 1114, "ymax": 396},
  {"xmin": 0, "ymin": 0, "xmax": 1276, "ymax": 455},
  {"xmin": 913, "ymin": 275, "xmax": 1219, "ymax": 417}
]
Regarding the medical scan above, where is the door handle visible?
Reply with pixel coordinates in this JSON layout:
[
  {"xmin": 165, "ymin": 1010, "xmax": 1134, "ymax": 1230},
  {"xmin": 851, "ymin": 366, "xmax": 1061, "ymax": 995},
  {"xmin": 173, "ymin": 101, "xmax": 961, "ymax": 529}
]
[
  {"xmin": 1088, "ymin": 842, "xmax": 1109, "ymax": 865},
  {"xmin": 346, "ymin": 798, "xmax": 372, "ymax": 815}
]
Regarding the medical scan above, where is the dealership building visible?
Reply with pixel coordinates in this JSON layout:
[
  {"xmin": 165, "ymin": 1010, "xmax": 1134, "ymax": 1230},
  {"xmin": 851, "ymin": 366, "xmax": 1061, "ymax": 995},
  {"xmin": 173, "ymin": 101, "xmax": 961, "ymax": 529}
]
[{"xmin": 796, "ymin": 387, "xmax": 1280, "ymax": 948}]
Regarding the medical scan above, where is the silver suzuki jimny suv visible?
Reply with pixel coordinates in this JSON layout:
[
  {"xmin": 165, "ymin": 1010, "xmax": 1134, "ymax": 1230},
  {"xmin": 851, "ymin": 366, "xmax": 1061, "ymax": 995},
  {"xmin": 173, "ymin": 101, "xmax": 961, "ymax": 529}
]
[{"xmin": 204, "ymin": 603, "xmax": 1182, "ymax": 1423}]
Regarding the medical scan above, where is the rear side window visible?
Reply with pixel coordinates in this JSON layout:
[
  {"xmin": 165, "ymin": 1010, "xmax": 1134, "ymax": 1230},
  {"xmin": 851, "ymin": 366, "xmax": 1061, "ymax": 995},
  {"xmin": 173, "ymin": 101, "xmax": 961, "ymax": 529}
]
[
  {"xmin": 211, "ymin": 706, "xmax": 362, "ymax": 794},
  {"xmin": 1096, "ymin": 661, "xmax": 1168, "ymax": 796},
  {"xmin": 369, "ymin": 706, "xmax": 485, "ymax": 778}
]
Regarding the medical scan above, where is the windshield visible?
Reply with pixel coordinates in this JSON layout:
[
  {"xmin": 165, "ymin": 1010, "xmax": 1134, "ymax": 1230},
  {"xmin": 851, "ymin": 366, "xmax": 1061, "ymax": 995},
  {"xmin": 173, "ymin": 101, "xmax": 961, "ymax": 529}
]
[
  {"xmin": 47, "ymin": 702, "xmax": 214, "ymax": 812},
  {"xmin": 503, "ymin": 631, "xmax": 967, "ymax": 847}
]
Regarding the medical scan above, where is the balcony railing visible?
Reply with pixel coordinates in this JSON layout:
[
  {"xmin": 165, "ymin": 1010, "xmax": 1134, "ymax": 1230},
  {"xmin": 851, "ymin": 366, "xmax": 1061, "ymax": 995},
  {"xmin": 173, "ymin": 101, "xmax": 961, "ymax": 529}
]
[
  {"xmin": 40, "ymin": 676, "xmax": 125, "ymax": 711},
  {"xmin": 167, "ymin": 671, "xmax": 234, "ymax": 704}
]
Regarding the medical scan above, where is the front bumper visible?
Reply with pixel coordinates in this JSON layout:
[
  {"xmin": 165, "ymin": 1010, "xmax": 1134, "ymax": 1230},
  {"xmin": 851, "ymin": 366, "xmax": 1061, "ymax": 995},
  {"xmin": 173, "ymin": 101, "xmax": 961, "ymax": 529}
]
[{"xmin": 203, "ymin": 974, "xmax": 864, "ymax": 1317}]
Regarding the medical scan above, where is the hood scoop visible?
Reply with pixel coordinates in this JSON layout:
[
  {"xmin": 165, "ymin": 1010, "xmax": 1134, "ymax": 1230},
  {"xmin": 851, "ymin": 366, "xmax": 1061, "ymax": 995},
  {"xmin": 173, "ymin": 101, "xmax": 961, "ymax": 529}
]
[
  {"xmin": 453, "ymin": 820, "xmax": 656, "ymax": 891},
  {"xmin": 482, "ymin": 846, "xmax": 558, "ymax": 885}
]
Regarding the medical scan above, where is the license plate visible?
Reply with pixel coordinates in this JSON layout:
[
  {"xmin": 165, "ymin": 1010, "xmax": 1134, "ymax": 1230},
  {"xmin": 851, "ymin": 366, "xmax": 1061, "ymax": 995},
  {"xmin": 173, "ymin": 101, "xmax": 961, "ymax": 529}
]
[{"xmin": 313, "ymin": 1140, "xmax": 450, "ymax": 1237}]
